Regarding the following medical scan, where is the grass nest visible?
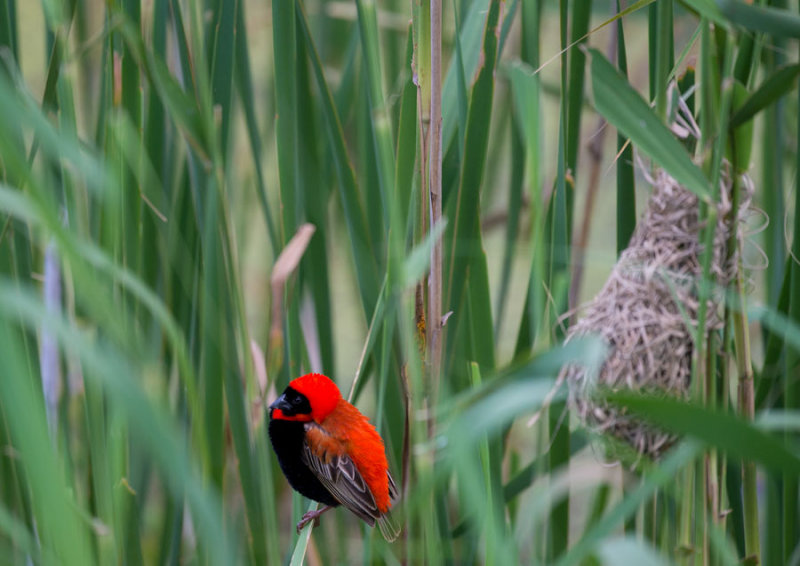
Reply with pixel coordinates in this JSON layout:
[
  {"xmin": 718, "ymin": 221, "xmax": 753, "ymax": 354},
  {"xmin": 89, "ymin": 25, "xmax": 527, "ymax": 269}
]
[{"xmin": 564, "ymin": 163, "xmax": 753, "ymax": 460}]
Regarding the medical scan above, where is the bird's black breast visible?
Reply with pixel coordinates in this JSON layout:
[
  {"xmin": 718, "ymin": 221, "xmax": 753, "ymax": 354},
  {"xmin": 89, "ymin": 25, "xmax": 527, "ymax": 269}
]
[{"xmin": 268, "ymin": 417, "xmax": 340, "ymax": 507}]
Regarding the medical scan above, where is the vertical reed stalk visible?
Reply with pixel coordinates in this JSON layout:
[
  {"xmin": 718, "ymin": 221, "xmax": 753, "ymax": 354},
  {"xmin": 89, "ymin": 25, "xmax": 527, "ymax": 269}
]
[
  {"xmin": 734, "ymin": 278, "xmax": 760, "ymax": 563},
  {"xmin": 653, "ymin": 0, "xmax": 671, "ymax": 121},
  {"xmin": 784, "ymin": 33, "xmax": 800, "ymax": 559},
  {"xmin": 428, "ymin": 0, "xmax": 443, "ymax": 407}
]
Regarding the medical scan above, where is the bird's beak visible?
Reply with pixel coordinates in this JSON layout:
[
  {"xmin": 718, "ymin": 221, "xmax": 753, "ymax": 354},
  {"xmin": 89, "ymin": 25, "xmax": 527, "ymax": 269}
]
[{"xmin": 269, "ymin": 394, "xmax": 292, "ymax": 413}]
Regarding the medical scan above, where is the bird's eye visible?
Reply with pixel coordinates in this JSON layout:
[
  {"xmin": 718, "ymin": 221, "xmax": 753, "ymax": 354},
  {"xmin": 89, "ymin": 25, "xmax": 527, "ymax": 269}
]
[{"xmin": 292, "ymin": 396, "xmax": 302, "ymax": 405}]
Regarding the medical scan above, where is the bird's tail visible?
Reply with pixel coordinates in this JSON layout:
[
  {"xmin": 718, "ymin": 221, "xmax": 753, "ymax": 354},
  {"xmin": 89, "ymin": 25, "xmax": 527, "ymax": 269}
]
[{"xmin": 377, "ymin": 510, "xmax": 400, "ymax": 542}]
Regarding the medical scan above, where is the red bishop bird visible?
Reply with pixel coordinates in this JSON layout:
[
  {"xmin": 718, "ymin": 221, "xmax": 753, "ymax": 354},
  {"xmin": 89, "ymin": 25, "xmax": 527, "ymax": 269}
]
[{"xmin": 268, "ymin": 373, "xmax": 399, "ymax": 540}]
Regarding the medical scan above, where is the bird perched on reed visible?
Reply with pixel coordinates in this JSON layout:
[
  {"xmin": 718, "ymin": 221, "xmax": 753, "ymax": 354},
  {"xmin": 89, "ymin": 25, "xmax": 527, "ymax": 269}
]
[{"xmin": 268, "ymin": 373, "xmax": 399, "ymax": 540}]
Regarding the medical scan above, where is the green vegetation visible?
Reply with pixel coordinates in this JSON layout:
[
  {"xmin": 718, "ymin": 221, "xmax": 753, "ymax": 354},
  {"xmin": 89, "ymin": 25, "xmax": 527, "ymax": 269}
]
[{"xmin": 0, "ymin": 1, "xmax": 799, "ymax": 564}]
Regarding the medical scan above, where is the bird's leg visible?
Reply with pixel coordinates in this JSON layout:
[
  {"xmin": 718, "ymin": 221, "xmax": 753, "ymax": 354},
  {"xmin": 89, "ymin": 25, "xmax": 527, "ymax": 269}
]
[{"xmin": 296, "ymin": 505, "xmax": 334, "ymax": 534}]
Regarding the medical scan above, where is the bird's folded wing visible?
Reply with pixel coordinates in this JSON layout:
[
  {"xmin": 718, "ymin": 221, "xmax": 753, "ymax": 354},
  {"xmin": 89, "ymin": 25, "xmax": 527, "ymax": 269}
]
[
  {"xmin": 388, "ymin": 470, "xmax": 399, "ymax": 501},
  {"xmin": 302, "ymin": 435, "xmax": 380, "ymax": 525}
]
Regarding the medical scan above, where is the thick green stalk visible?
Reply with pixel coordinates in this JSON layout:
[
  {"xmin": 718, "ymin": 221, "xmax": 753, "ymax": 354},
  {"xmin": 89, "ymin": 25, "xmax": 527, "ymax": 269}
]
[
  {"xmin": 412, "ymin": 0, "xmax": 431, "ymax": 127},
  {"xmin": 783, "ymin": 43, "xmax": 800, "ymax": 562},
  {"xmin": 358, "ymin": 64, "xmax": 385, "ymax": 264},
  {"xmin": 395, "ymin": 26, "xmax": 417, "ymax": 232},
  {"xmin": 683, "ymin": 18, "xmax": 714, "ymax": 563},
  {"xmin": 295, "ymin": 2, "xmax": 380, "ymax": 318},
  {"xmin": 653, "ymin": 0, "xmax": 672, "ymax": 120},
  {"xmin": 698, "ymin": 26, "xmax": 733, "ymax": 566},
  {"xmin": 84, "ymin": 375, "xmax": 119, "ymax": 565},
  {"xmin": 706, "ymin": 33, "xmax": 734, "ymax": 566},
  {"xmin": 726, "ymin": 56, "xmax": 759, "ymax": 551},
  {"xmin": 443, "ymin": 0, "xmax": 501, "ymax": 370},
  {"xmin": 355, "ymin": 0, "xmax": 395, "ymax": 227},
  {"xmin": 234, "ymin": 0, "xmax": 277, "ymax": 255},
  {"xmin": 734, "ymin": 276, "xmax": 760, "ymax": 562},
  {"xmin": 200, "ymin": 176, "xmax": 225, "ymax": 487},
  {"xmin": 272, "ymin": 0, "xmax": 298, "ymax": 242},
  {"xmin": 565, "ymin": 0, "xmax": 590, "ymax": 175},
  {"xmin": 761, "ymin": 1, "xmax": 787, "ymax": 310},
  {"xmin": 0, "ymin": 0, "xmax": 17, "ymax": 60},
  {"xmin": 295, "ymin": 36, "xmax": 334, "ymax": 375},
  {"xmin": 720, "ymin": 157, "xmax": 743, "ymax": 563},
  {"xmin": 428, "ymin": 0, "xmax": 443, "ymax": 400},
  {"xmin": 548, "ymin": 3, "xmax": 573, "ymax": 560},
  {"xmin": 705, "ymin": 335, "xmax": 719, "ymax": 563},
  {"xmin": 678, "ymin": 464, "xmax": 694, "ymax": 562},
  {"xmin": 120, "ymin": 0, "xmax": 142, "ymax": 278},
  {"xmin": 513, "ymin": 0, "xmax": 544, "ymax": 356},
  {"xmin": 615, "ymin": 0, "xmax": 635, "ymax": 255},
  {"xmin": 206, "ymin": 0, "xmax": 236, "ymax": 156},
  {"xmin": 0, "ymin": 319, "xmax": 92, "ymax": 565}
]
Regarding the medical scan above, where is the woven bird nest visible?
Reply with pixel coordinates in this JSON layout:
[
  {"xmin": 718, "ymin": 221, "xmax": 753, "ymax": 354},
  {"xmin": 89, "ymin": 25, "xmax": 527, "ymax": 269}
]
[{"xmin": 564, "ymin": 163, "xmax": 753, "ymax": 459}]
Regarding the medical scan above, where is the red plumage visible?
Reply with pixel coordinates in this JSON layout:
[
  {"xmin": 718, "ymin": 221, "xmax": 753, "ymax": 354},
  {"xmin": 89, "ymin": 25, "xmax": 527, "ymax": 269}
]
[{"xmin": 268, "ymin": 373, "xmax": 399, "ymax": 540}]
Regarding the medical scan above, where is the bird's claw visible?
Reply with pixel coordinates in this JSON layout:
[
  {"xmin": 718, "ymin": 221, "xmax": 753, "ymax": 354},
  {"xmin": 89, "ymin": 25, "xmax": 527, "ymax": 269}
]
[
  {"xmin": 295, "ymin": 508, "xmax": 326, "ymax": 534},
  {"xmin": 295, "ymin": 513, "xmax": 317, "ymax": 534}
]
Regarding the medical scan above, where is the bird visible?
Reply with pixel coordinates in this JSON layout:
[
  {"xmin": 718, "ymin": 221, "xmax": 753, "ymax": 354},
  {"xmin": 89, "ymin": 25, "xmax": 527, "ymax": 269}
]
[{"xmin": 268, "ymin": 373, "xmax": 400, "ymax": 541}]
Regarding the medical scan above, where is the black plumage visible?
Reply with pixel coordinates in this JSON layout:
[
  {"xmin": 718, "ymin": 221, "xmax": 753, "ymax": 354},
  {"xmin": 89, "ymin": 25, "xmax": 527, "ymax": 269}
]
[{"xmin": 268, "ymin": 392, "xmax": 340, "ymax": 508}]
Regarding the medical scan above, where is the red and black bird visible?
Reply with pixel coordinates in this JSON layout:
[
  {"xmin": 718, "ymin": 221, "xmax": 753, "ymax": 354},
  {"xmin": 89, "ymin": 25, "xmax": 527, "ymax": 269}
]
[{"xmin": 268, "ymin": 373, "xmax": 399, "ymax": 540}]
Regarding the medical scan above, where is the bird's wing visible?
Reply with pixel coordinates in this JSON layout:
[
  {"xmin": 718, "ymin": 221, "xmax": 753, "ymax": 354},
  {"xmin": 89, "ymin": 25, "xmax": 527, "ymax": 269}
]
[
  {"xmin": 388, "ymin": 470, "xmax": 399, "ymax": 501},
  {"xmin": 302, "ymin": 427, "xmax": 380, "ymax": 526}
]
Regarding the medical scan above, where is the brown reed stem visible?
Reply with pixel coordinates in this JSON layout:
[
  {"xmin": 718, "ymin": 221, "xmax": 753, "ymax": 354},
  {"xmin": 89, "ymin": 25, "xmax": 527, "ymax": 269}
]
[{"xmin": 428, "ymin": 0, "xmax": 443, "ymax": 403}]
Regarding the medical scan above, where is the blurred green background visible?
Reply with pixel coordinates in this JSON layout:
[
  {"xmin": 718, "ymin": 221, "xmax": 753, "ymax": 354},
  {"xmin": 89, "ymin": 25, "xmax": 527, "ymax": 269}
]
[{"xmin": 1, "ymin": 0, "xmax": 799, "ymax": 565}]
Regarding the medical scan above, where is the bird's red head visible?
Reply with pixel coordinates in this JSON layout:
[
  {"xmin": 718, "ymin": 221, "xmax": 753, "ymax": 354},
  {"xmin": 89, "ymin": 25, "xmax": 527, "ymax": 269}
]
[{"xmin": 269, "ymin": 373, "xmax": 342, "ymax": 423}]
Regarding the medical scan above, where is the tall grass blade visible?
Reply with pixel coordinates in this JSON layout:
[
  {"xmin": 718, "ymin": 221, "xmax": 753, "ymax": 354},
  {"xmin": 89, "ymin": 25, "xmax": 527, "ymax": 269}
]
[
  {"xmin": 395, "ymin": 26, "xmax": 417, "ymax": 233},
  {"xmin": 0, "ymin": 0, "xmax": 17, "ymax": 59},
  {"xmin": 615, "ymin": 0, "xmax": 636, "ymax": 254},
  {"xmin": 206, "ymin": 0, "xmax": 236, "ymax": 153},
  {"xmin": 0, "ymin": 318, "xmax": 92, "ymax": 565},
  {"xmin": 609, "ymin": 393, "xmax": 800, "ymax": 473},
  {"xmin": 296, "ymin": 1, "xmax": 380, "ymax": 317},
  {"xmin": 273, "ymin": 0, "xmax": 298, "ymax": 242},
  {"xmin": 445, "ymin": 0, "xmax": 501, "ymax": 368},
  {"xmin": 441, "ymin": 0, "xmax": 489, "ymax": 151},
  {"xmin": 717, "ymin": 1, "xmax": 800, "ymax": 38},
  {"xmin": 589, "ymin": 48, "xmax": 712, "ymax": 200},
  {"xmin": 784, "ymin": 50, "xmax": 800, "ymax": 561},
  {"xmin": 355, "ymin": 0, "xmax": 395, "ymax": 229},
  {"xmin": 495, "ymin": 113, "xmax": 525, "ymax": 336},
  {"xmin": 235, "ymin": 0, "xmax": 278, "ymax": 254},
  {"xmin": 730, "ymin": 64, "xmax": 800, "ymax": 127},
  {"xmin": 557, "ymin": 442, "xmax": 701, "ymax": 566},
  {"xmin": 565, "ymin": 1, "xmax": 590, "ymax": 174},
  {"xmin": 0, "ymin": 281, "xmax": 235, "ymax": 564},
  {"xmin": 295, "ymin": 36, "xmax": 334, "ymax": 375}
]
